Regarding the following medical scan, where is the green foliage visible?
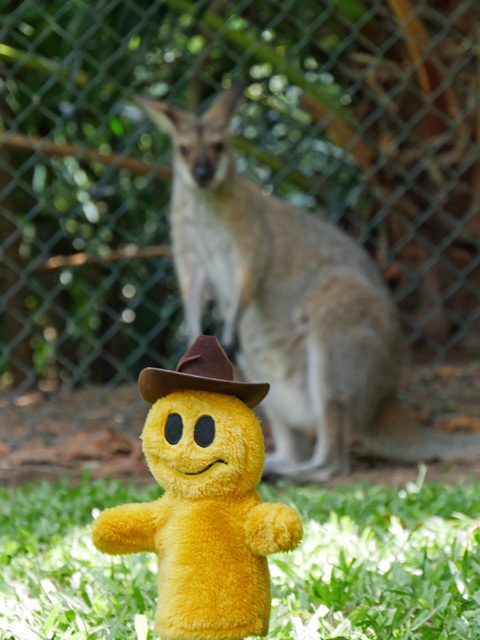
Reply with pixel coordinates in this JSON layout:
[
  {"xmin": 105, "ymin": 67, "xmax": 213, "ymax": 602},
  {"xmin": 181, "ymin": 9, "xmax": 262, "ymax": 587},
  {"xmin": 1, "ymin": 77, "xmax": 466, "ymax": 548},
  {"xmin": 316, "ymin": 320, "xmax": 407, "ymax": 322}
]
[{"xmin": 2, "ymin": 473, "xmax": 480, "ymax": 638}]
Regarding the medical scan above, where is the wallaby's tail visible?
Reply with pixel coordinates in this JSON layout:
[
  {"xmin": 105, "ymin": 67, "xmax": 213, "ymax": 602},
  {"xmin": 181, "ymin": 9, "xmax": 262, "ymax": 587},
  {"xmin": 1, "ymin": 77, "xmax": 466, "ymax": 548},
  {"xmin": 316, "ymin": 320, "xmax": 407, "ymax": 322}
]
[{"xmin": 364, "ymin": 395, "xmax": 480, "ymax": 463}]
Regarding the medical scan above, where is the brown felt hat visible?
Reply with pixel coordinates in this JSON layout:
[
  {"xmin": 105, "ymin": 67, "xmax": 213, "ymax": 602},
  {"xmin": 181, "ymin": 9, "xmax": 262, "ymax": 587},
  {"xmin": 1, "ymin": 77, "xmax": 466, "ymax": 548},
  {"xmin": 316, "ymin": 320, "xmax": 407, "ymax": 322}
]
[{"xmin": 138, "ymin": 335, "xmax": 269, "ymax": 408}]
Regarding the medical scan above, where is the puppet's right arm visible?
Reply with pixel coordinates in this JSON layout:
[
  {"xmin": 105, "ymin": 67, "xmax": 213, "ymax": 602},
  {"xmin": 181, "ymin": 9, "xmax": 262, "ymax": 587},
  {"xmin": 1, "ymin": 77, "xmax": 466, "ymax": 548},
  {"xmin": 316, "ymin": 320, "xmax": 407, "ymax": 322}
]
[{"xmin": 92, "ymin": 498, "xmax": 168, "ymax": 555}]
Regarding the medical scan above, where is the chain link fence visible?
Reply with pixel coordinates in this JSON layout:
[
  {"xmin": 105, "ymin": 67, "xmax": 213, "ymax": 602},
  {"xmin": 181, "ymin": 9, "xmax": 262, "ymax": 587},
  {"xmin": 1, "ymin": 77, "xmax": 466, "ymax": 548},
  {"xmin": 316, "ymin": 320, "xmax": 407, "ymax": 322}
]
[{"xmin": 2, "ymin": 0, "xmax": 480, "ymax": 455}]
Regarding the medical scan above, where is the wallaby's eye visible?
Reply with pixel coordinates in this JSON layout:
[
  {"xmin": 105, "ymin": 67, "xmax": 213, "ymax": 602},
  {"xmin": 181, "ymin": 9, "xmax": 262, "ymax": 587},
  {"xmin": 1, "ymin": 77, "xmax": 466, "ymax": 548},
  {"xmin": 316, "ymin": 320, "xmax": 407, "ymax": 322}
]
[
  {"xmin": 194, "ymin": 415, "xmax": 215, "ymax": 448},
  {"xmin": 179, "ymin": 144, "xmax": 190, "ymax": 157},
  {"xmin": 212, "ymin": 141, "xmax": 224, "ymax": 154},
  {"xmin": 165, "ymin": 413, "xmax": 183, "ymax": 445}
]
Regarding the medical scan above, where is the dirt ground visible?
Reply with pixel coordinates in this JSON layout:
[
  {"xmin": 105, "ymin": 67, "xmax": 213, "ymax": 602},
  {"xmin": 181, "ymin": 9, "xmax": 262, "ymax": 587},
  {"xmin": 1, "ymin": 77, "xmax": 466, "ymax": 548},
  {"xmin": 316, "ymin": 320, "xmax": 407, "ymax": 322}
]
[{"xmin": 2, "ymin": 362, "xmax": 480, "ymax": 488}]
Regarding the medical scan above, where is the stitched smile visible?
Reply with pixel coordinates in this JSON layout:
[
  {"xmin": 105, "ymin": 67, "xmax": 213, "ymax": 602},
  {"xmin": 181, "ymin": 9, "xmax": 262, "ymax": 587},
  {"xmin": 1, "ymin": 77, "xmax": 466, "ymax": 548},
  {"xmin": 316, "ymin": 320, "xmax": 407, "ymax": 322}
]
[
  {"xmin": 149, "ymin": 454, "xmax": 228, "ymax": 475},
  {"xmin": 183, "ymin": 460, "xmax": 227, "ymax": 475}
]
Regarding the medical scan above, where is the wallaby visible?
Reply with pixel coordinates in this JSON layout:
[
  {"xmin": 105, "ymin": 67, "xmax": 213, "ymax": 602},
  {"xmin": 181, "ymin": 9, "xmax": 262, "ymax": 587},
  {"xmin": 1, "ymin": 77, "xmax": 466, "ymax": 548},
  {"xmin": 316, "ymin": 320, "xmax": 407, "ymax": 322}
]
[{"xmin": 137, "ymin": 82, "xmax": 480, "ymax": 481}]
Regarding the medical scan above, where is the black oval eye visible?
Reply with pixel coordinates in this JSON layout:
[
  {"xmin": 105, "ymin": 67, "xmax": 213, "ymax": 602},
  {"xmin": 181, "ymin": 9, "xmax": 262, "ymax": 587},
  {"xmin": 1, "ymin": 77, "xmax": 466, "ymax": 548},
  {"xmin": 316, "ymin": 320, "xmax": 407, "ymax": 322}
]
[
  {"xmin": 194, "ymin": 415, "xmax": 215, "ymax": 448},
  {"xmin": 165, "ymin": 413, "xmax": 183, "ymax": 445},
  {"xmin": 179, "ymin": 144, "xmax": 190, "ymax": 157},
  {"xmin": 212, "ymin": 141, "xmax": 224, "ymax": 153}
]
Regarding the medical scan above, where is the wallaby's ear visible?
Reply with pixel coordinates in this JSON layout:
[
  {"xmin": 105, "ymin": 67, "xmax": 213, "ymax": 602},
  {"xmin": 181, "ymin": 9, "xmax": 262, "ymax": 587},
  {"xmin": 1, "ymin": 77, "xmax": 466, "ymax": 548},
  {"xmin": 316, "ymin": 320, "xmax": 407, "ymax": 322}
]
[
  {"xmin": 202, "ymin": 79, "xmax": 247, "ymax": 127},
  {"xmin": 135, "ymin": 96, "xmax": 189, "ymax": 137}
]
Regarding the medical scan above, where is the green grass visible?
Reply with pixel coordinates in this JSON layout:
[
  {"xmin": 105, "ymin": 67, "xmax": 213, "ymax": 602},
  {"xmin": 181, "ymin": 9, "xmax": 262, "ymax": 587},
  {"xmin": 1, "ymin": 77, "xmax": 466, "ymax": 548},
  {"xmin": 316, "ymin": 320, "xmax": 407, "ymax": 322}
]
[{"xmin": 2, "ymin": 469, "xmax": 480, "ymax": 639}]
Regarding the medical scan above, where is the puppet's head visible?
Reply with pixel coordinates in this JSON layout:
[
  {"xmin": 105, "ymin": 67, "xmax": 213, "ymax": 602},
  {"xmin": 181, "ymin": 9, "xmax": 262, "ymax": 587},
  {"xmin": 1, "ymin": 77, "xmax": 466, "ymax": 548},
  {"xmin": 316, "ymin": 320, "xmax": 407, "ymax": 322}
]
[{"xmin": 138, "ymin": 336, "xmax": 270, "ymax": 499}]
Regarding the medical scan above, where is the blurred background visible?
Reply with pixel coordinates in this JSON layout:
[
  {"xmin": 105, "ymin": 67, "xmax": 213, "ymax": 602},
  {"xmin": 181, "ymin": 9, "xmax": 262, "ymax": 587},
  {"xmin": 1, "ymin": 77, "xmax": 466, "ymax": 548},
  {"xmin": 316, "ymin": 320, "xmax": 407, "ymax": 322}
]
[{"xmin": 2, "ymin": 0, "xmax": 480, "ymax": 480}]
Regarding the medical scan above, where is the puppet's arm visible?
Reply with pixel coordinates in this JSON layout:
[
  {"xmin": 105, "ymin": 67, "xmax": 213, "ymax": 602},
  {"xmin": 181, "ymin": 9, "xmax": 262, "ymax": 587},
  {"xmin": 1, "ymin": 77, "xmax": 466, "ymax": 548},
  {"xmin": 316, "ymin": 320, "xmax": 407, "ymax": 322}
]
[
  {"xmin": 92, "ymin": 498, "xmax": 168, "ymax": 555},
  {"xmin": 244, "ymin": 503, "xmax": 302, "ymax": 556}
]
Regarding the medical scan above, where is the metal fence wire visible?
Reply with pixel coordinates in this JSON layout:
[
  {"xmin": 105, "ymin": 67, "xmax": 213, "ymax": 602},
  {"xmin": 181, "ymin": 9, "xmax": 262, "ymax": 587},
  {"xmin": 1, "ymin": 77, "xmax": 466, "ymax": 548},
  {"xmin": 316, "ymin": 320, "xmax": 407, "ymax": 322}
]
[{"xmin": 2, "ymin": 0, "xmax": 480, "ymax": 448}]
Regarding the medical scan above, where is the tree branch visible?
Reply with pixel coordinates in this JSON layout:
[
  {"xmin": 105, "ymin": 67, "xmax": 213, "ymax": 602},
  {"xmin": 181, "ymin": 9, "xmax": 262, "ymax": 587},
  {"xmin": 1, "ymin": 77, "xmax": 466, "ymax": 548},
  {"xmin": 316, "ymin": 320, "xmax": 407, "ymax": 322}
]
[
  {"xmin": 35, "ymin": 244, "xmax": 172, "ymax": 272},
  {"xmin": 0, "ymin": 131, "xmax": 172, "ymax": 180}
]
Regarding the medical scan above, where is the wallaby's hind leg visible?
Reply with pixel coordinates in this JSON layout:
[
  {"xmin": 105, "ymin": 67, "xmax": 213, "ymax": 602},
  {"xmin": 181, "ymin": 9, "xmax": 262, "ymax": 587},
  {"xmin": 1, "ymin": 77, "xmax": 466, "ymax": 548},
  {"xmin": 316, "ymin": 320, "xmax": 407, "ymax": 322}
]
[
  {"xmin": 274, "ymin": 278, "xmax": 400, "ymax": 482},
  {"xmin": 262, "ymin": 407, "xmax": 313, "ymax": 473},
  {"xmin": 322, "ymin": 400, "xmax": 350, "ymax": 477},
  {"xmin": 278, "ymin": 333, "xmax": 351, "ymax": 480},
  {"xmin": 262, "ymin": 333, "xmax": 351, "ymax": 480},
  {"xmin": 279, "ymin": 399, "xmax": 351, "ymax": 482},
  {"xmin": 262, "ymin": 419, "xmax": 299, "ymax": 473}
]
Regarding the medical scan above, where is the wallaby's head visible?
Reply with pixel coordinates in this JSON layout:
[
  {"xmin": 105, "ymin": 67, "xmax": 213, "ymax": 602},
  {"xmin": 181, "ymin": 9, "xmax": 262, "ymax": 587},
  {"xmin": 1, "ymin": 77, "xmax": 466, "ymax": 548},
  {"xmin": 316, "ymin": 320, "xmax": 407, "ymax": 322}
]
[{"xmin": 137, "ymin": 81, "xmax": 246, "ymax": 190}]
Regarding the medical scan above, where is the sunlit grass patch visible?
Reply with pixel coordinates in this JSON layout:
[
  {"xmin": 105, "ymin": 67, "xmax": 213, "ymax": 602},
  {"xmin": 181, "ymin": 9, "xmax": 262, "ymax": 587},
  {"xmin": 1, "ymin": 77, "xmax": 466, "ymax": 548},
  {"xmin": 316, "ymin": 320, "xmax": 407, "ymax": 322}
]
[{"xmin": 2, "ymin": 470, "xmax": 480, "ymax": 639}]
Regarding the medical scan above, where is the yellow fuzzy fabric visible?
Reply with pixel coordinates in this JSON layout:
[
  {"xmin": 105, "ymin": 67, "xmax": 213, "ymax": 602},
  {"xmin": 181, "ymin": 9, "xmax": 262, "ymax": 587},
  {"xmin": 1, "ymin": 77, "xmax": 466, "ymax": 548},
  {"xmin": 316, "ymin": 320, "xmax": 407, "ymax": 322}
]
[{"xmin": 92, "ymin": 390, "xmax": 302, "ymax": 640}]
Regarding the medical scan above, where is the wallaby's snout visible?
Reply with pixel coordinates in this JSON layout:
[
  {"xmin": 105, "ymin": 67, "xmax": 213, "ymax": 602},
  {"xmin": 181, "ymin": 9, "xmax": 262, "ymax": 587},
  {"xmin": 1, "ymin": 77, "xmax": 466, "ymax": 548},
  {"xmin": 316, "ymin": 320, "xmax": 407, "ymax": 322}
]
[{"xmin": 192, "ymin": 152, "xmax": 215, "ymax": 188}]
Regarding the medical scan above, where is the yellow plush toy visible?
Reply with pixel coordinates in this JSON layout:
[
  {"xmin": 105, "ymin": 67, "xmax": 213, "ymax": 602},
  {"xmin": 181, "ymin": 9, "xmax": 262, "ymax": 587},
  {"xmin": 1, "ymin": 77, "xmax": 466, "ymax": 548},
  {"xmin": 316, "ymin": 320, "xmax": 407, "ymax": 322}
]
[{"xmin": 92, "ymin": 335, "xmax": 302, "ymax": 640}]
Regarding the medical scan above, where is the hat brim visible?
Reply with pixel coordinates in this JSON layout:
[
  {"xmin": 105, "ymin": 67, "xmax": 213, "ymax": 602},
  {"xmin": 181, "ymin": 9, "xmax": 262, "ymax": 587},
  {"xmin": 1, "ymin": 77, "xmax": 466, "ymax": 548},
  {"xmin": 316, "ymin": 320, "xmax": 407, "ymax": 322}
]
[{"xmin": 138, "ymin": 367, "xmax": 270, "ymax": 408}]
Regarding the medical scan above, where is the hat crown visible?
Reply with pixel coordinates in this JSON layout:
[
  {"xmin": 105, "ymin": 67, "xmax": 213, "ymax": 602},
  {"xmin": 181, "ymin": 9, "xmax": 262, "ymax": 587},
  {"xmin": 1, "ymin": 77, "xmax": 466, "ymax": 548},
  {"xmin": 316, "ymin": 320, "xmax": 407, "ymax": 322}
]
[{"xmin": 176, "ymin": 335, "xmax": 234, "ymax": 381}]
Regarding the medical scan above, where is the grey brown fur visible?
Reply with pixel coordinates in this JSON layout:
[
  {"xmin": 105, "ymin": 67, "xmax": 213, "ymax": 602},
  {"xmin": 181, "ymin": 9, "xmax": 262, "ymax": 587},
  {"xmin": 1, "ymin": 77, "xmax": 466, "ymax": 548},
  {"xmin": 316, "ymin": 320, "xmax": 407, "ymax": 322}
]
[{"xmin": 138, "ymin": 83, "xmax": 480, "ymax": 480}]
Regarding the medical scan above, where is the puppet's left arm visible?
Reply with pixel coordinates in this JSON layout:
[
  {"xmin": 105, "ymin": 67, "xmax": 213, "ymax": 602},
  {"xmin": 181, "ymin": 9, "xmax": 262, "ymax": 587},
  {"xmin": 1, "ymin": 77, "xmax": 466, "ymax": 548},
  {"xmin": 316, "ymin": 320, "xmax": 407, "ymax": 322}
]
[{"xmin": 244, "ymin": 502, "xmax": 302, "ymax": 556}]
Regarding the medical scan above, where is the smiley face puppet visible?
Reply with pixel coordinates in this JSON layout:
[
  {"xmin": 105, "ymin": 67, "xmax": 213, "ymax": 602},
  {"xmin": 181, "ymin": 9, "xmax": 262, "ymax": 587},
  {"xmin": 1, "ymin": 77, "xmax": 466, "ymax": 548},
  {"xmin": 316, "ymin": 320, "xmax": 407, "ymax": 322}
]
[{"xmin": 92, "ymin": 336, "xmax": 302, "ymax": 640}]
